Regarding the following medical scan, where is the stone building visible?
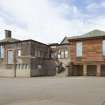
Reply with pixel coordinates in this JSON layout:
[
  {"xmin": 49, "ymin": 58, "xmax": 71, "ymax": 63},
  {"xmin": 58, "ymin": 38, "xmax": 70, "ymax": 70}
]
[
  {"xmin": 0, "ymin": 30, "xmax": 56, "ymax": 77},
  {"xmin": 68, "ymin": 29, "xmax": 105, "ymax": 76},
  {"xmin": 49, "ymin": 38, "xmax": 70, "ymax": 76},
  {"xmin": 1, "ymin": 29, "xmax": 105, "ymax": 77}
]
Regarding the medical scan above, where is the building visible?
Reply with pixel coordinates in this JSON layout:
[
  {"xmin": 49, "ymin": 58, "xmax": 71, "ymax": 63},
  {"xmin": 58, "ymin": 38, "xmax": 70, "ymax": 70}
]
[
  {"xmin": 49, "ymin": 37, "xmax": 70, "ymax": 76},
  {"xmin": 0, "ymin": 30, "xmax": 56, "ymax": 77},
  {"xmin": 68, "ymin": 29, "xmax": 105, "ymax": 76},
  {"xmin": 0, "ymin": 29, "xmax": 105, "ymax": 77}
]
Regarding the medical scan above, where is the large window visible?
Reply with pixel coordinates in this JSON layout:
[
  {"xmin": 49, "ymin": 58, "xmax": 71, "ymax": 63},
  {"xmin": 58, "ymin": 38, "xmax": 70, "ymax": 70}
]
[
  {"xmin": 0, "ymin": 46, "xmax": 4, "ymax": 58},
  {"xmin": 76, "ymin": 42, "xmax": 83, "ymax": 57},
  {"xmin": 102, "ymin": 40, "xmax": 105, "ymax": 55}
]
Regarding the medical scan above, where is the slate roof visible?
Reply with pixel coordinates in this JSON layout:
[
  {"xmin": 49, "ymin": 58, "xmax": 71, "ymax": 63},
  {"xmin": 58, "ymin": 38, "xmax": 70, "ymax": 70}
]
[
  {"xmin": 60, "ymin": 29, "xmax": 105, "ymax": 44},
  {"xmin": 1, "ymin": 38, "xmax": 19, "ymax": 43},
  {"xmin": 0, "ymin": 37, "xmax": 19, "ymax": 43},
  {"xmin": 68, "ymin": 29, "xmax": 105, "ymax": 40}
]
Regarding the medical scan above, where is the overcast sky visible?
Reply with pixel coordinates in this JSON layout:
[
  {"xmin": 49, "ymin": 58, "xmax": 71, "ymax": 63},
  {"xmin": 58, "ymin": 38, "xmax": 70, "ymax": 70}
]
[{"xmin": 0, "ymin": 0, "xmax": 105, "ymax": 43}]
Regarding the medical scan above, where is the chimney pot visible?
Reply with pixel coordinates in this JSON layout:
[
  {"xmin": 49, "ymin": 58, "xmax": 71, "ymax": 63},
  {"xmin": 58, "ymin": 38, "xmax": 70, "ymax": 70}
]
[{"xmin": 5, "ymin": 30, "xmax": 12, "ymax": 38}]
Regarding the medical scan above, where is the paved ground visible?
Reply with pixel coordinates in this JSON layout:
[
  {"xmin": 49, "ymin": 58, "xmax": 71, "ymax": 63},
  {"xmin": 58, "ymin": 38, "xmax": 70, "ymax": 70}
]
[{"xmin": 0, "ymin": 77, "xmax": 105, "ymax": 105}]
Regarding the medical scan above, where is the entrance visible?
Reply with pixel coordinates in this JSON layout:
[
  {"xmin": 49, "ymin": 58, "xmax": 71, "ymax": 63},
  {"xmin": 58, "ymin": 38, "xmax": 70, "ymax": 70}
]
[
  {"xmin": 87, "ymin": 65, "xmax": 96, "ymax": 76},
  {"xmin": 72, "ymin": 65, "xmax": 83, "ymax": 76},
  {"xmin": 7, "ymin": 50, "xmax": 14, "ymax": 64},
  {"xmin": 101, "ymin": 65, "xmax": 105, "ymax": 76}
]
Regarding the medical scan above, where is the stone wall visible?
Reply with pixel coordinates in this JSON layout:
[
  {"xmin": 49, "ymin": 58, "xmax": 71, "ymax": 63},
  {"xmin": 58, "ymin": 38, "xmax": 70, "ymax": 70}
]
[
  {"xmin": 0, "ymin": 64, "xmax": 15, "ymax": 77},
  {"xmin": 16, "ymin": 64, "xmax": 31, "ymax": 77}
]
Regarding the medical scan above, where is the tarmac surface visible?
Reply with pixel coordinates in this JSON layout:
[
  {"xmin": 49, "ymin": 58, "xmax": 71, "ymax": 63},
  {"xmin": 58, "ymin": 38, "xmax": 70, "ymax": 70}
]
[{"xmin": 0, "ymin": 77, "xmax": 105, "ymax": 105}]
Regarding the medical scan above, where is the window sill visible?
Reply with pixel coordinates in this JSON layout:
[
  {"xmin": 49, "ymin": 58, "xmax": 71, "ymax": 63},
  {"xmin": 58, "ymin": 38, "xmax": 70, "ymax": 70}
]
[{"xmin": 76, "ymin": 57, "xmax": 82, "ymax": 62}]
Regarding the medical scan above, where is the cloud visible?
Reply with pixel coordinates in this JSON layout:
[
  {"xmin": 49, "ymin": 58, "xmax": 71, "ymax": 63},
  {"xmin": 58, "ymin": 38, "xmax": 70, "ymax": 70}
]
[
  {"xmin": 0, "ymin": 0, "xmax": 105, "ymax": 44},
  {"xmin": 0, "ymin": 0, "xmax": 72, "ymax": 43}
]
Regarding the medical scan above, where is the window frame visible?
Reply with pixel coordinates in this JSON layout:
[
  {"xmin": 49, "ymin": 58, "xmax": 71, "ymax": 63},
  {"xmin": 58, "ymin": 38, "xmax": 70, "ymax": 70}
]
[
  {"xmin": 7, "ymin": 50, "xmax": 14, "ymax": 64},
  {"xmin": 17, "ymin": 49, "xmax": 21, "ymax": 57},
  {"xmin": 102, "ymin": 40, "xmax": 105, "ymax": 56},
  {"xmin": 0, "ymin": 45, "xmax": 4, "ymax": 59},
  {"xmin": 76, "ymin": 42, "xmax": 83, "ymax": 57}
]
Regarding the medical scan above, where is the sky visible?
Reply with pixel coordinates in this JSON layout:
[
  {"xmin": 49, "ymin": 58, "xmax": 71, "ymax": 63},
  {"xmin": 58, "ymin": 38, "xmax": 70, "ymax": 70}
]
[{"xmin": 0, "ymin": 0, "xmax": 105, "ymax": 44}]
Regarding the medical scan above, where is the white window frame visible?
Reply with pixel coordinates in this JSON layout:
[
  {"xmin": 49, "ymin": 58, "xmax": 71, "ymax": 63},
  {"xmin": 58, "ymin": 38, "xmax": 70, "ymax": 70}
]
[
  {"xmin": 102, "ymin": 40, "xmax": 105, "ymax": 56},
  {"xmin": 76, "ymin": 42, "xmax": 83, "ymax": 57},
  {"xmin": 7, "ymin": 50, "xmax": 14, "ymax": 64},
  {"xmin": 0, "ymin": 46, "xmax": 4, "ymax": 58}
]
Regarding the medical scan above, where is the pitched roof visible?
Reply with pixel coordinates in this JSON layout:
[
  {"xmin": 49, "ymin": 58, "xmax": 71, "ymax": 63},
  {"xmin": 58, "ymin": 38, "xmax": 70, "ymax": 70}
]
[
  {"xmin": 60, "ymin": 36, "xmax": 68, "ymax": 44},
  {"xmin": 0, "ymin": 37, "xmax": 19, "ymax": 43},
  {"xmin": 68, "ymin": 29, "xmax": 105, "ymax": 40}
]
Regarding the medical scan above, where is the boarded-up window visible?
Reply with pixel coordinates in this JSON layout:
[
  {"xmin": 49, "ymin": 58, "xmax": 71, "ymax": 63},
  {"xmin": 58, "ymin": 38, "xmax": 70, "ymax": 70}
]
[
  {"xmin": 7, "ymin": 50, "xmax": 14, "ymax": 64},
  {"xmin": 102, "ymin": 40, "xmax": 105, "ymax": 55},
  {"xmin": 76, "ymin": 42, "xmax": 83, "ymax": 57},
  {"xmin": 0, "ymin": 46, "xmax": 4, "ymax": 58}
]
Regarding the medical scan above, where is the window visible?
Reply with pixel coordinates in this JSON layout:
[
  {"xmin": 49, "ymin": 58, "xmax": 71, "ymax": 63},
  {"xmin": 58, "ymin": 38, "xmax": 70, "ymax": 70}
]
[
  {"xmin": 58, "ymin": 54, "xmax": 61, "ymax": 59},
  {"xmin": 102, "ymin": 40, "xmax": 105, "ymax": 55},
  {"xmin": 76, "ymin": 42, "xmax": 83, "ymax": 57},
  {"xmin": 7, "ymin": 50, "xmax": 14, "ymax": 64},
  {"xmin": 61, "ymin": 50, "xmax": 64, "ymax": 58},
  {"xmin": 51, "ymin": 53, "xmax": 55, "ymax": 58},
  {"xmin": 35, "ymin": 48, "xmax": 37, "ymax": 57},
  {"xmin": 51, "ymin": 52, "xmax": 57, "ymax": 59},
  {"xmin": 38, "ymin": 50, "xmax": 40, "ymax": 57},
  {"xmin": 0, "ymin": 46, "xmax": 4, "ymax": 58},
  {"xmin": 40, "ymin": 51, "xmax": 43, "ymax": 58},
  {"xmin": 17, "ymin": 49, "xmax": 21, "ymax": 56},
  {"xmin": 57, "ymin": 50, "xmax": 61, "ymax": 59},
  {"xmin": 65, "ymin": 50, "xmax": 68, "ymax": 58}
]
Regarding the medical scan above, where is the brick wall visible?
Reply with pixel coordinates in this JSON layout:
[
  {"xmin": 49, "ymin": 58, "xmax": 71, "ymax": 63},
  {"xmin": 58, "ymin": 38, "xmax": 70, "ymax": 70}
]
[{"xmin": 70, "ymin": 38, "xmax": 105, "ymax": 64}]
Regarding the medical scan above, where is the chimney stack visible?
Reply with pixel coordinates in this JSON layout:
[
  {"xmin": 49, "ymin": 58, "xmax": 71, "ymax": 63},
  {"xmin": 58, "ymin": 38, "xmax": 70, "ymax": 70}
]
[{"xmin": 5, "ymin": 30, "xmax": 12, "ymax": 38}]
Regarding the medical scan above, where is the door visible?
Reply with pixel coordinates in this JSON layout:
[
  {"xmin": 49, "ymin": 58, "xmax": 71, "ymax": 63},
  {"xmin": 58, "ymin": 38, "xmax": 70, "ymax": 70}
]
[
  {"xmin": 101, "ymin": 65, "xmax": 105, "ymax": 76},
  {"xmin": 7, "ymin": 50, "xmax": 14, "ymax": 64},
  {"xmin": 72, "ymin": 65, "xmax": 83, "ymax": 76},
  {"xmin": 87, "ymin": 65, "xmax": 96, "ymax": 76}
]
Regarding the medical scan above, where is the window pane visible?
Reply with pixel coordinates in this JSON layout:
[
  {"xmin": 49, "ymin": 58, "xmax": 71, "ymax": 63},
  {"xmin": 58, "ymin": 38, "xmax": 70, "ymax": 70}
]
[
  {"xmin": 102, "ymin": 40, "xmax": 105, "ymax": 55},
  {"xmin": 76, "ymin": 42, "xmax": 82, "ymax": 57}
]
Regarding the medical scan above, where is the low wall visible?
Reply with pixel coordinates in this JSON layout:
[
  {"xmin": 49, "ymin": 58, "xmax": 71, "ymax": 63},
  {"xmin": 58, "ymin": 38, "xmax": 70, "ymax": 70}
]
[
  {"xmin": 43, "ymin": 59, "xmax": 56, "ymax": 76},
  {"xmin": 16, "ymin": 64, "xmax": 31, "ymax": 77},
  {"xmin": 0, "ymin": 65, "xmax": 15, "ymax": 77}
]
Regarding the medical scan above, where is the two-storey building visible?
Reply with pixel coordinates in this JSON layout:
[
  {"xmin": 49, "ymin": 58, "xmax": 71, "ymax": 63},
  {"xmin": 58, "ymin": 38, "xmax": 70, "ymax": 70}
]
[
  {"xmin": 0, "ymin": 30, "xmax": 56, "ymax": 77},
  {"xmin": 68, "ymin": 29, "xmax": 105, "ymax": 76}
]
